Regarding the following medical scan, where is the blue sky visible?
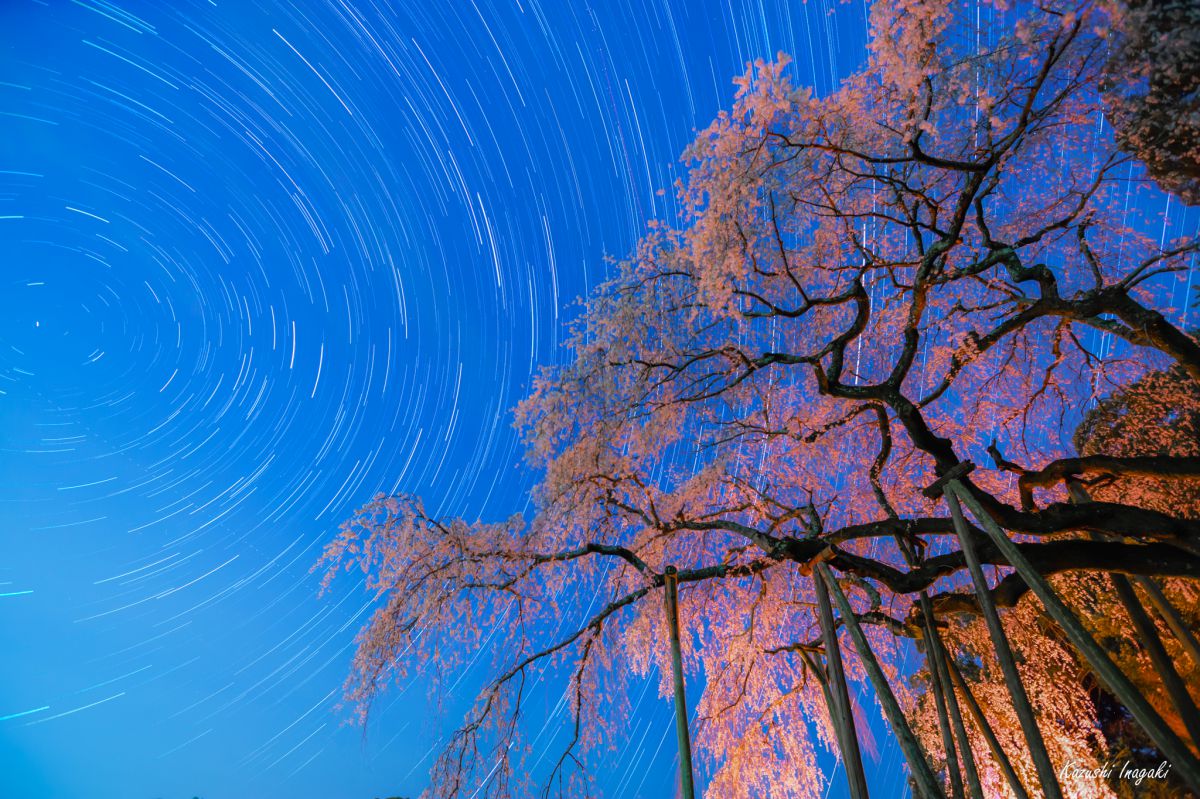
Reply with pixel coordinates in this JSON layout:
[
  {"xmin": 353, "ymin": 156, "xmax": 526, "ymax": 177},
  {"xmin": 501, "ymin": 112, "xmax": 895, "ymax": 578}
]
[{"xmin": 0, "ymin": 1, "xmax": 930, "ymax": 797}]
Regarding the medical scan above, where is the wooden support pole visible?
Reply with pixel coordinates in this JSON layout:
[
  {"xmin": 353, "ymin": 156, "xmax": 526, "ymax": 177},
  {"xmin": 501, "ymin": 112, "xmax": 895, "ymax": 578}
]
[
  {"xmin": 947, "ymin": 480, "xmax": 1200, "ymax": 794},
  {"xmin": 663, "ymin": 566, "xmax": 696, "ymax": 799},
  {"xmin": 947, "ymin": 658, "xmax": 1031, "ymax": 799},
  {"xmin": 815, "ymin": 562, "xmax": 946, "ymax": 799},
  {"xmin": 1136, "ymin": 577, "xmax": 1200, "ymax": 668},
  {"xmin": 1109, "ymin": 574, "xmax": 1200, "ymax": 749},
  {"xmin": 895, "ymin": 525, "xmax": 977, "ymax": 799},
  {"xmin": 919, "ymin": 593, "xmax": 983, "ymax": 799},
  {"xmin": 1065, "ymin": 480, "xmax": 1200, "ymax": 747},
  {"xmin": 797, "ymin": 645, "xmax": 848, "ymax": 775},
  {"xmin": 919, "ymin": 592, "xmax": 965, "ymax": 799},
  {"xmin": 814, "ymin": 567, "xmax": 871, "ymax": 799},
  {"xmin": 942, "ymin": 487, "xmax": 1063, "ymax": 799}
]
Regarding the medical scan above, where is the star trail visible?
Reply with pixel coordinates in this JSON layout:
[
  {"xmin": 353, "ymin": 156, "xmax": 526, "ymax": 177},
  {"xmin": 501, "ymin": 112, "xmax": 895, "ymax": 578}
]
[{"xmin": 0, "ymin": 1, "xmax": 878, "ymax": 797}]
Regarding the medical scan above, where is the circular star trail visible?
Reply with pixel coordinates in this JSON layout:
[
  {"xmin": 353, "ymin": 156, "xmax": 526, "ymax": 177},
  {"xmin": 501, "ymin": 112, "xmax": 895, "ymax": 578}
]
[{"xmin": 0, "ymin": 1, "xmax": 872, "ymax": 797}]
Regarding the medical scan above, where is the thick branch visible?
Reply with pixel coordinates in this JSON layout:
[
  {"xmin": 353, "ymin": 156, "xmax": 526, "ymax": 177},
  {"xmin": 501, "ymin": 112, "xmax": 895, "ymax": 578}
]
[
  {"xmin": 1017, "ymin": 455, "xmax": 1200, "ymax": 510},
  {"xmin": 928, "ymin": 542, "xmax": 1200, "ymax": 616}
]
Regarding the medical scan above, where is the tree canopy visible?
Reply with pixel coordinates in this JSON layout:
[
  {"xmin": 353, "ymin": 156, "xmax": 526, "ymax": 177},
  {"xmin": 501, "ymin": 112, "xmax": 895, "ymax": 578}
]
[
  {"xmin": 1103, "ymin": 0, "xmax": 1200, "ymax": 205},
  {"xmin": 321, "ymin": 1, "xmax": 1200, "ymax": 796}
]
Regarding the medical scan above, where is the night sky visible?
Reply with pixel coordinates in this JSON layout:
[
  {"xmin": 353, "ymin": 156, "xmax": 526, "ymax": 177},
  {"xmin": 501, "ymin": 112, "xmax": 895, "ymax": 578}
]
[{"xmin": 0, "ymin": 1, "xmax": 931, "ymax": 796}]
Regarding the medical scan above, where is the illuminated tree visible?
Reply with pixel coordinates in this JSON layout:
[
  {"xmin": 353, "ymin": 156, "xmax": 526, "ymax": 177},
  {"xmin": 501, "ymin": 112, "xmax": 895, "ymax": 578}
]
[
  {"xmin": 1102, "ymin": 0, "xmax": 1200, "ymax": 205},
  {"xmin": 910, "ymin": 362, "xmax": 1200, "ymax": 798},
  {"xmin": 321, "ymin": 1, "xmax": 1200, "ymax": 796}
]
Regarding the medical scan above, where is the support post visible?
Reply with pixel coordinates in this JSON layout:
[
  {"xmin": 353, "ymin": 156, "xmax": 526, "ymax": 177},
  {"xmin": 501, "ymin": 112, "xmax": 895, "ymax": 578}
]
[
  {"xmin": 814, "ymin": 567, "xmax": 871, "ymax": 799},
  {"xmin": 947, "ymin": 658, "xmax": 1031, "ymax": 799},
  {"xmin": 663, "ymin": 566, "xmax": 696, "ymax": 799},
  {"xmin": 1065, "ymin": 481, "xmax": 1200, "ymax": 749},
  {"xmin": 815, "ymin": 562, "xmax": 946, "ymax": 799},
  {"xmin": 895, "ymin": 523, "xmax": 973, "ymax": 799},
  {"xmin": 917, "ymin": 591, "xmax": 965, "ymax": 799},
  {"xmin": 918, "ymin": 593, "xmax": 983, "ymax": 799},
  {"xmin": 946, "ymin": 480, "xmax": 1200, "ymax": 793},
  {"xmin": 942, "ymin": 487, "xmax": 1063, "ymax": 799},
  {"xmin": 1110, "ymin": 574, "xmax": 1200, "ymax": 749},
  {"xmin": 1136, "ymin": 577, "xmax": 1200, "ymax": 668}
]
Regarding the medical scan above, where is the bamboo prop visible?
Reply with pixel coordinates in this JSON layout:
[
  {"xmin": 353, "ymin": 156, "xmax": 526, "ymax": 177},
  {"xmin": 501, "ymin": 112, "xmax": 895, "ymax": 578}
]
[
  {"xmin": 1136, "ymin": 577, "xmax": 1200, "ymax": 668},
  {"xmin": 814, "ymin": 562, "xmax": 946, "ymax": 799},
  {"xmin": 800, "ymin": 648, "xmax": 841, "ymax": 745},
  {"xmin": 809, "ymin": 663, "xmax": 867, "ymax": 793},
  {"xmin": 919, "ymin": 591, "xmax": 966, "ymax": 799},
  {"xmin": 796, "ymin": 646, "xmax": 844, "ymax": 760},
  {"xmin": 1064, "ymin": 481, "xmax": 1200, "ymax": 747},
  {"xmin": 947, "ymin": 658, "xmax": 1032, "ymax": 799},
  {"xmin": 799, "ymin": 643, "xmax": 867, "ymax": 793},
  {"xmin": 663, "ymin": 566, "xmax": 697, "ymax": 799},
  {"xmin": 946, "ymin": 480, "xmax": 1200, "ymax": 793},
  {"xmin": 918, "ymin": 593, "xmax": 984, "ymax": 799},
  {"xmin": 1110, "ymin": 575, "xmax": 1200, "ymax": 749},
  {"xmin": 894, "ymin": 534, "xmax": 966, "ymax": 799},
  {"xmin": 814, "ymin": 566, "xmax": 871, "ymax": 799},
  {"xmin": 941, "ymin": 486, "xmax": 1063, "ymax": 799}
]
